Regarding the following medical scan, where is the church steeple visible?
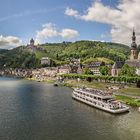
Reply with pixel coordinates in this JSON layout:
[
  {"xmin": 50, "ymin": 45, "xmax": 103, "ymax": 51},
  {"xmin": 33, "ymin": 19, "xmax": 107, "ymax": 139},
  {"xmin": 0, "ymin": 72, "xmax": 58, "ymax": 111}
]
[
  {"xmin": 132, "ymin": 29, "xmax": 136, "ymax": 42},
  {"xmin": 130, "ymin": 29, "xmax": 138, "ymax": 60},
  {"xmin": 131, "ymin": 28, "xmax": 137, "ymax": 49}
]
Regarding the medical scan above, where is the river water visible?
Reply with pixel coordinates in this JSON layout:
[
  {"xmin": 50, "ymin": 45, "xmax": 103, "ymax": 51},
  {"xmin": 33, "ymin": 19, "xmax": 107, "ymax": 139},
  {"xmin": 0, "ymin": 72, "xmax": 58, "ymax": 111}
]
[{"xmin": 0, "ymin": 77, "xmax": 140, "ymax": 140}]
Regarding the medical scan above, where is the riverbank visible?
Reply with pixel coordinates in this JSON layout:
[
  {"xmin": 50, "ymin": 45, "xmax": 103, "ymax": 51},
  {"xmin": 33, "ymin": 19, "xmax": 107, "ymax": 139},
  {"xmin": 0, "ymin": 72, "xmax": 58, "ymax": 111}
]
[
  {"xmin": 114, "ymin": 95, "xmax": 140, "ymax": 106},
  {"xmin": 26, "ymin": 77, "xmax": 56, "ymax": 83},
  {"xmin": 64, "ymin": 79, "xmax": 140, "ymax": 107},
  {"xmin": 25, "ymin": 77, "xmax": 140, "ymax": 107}
]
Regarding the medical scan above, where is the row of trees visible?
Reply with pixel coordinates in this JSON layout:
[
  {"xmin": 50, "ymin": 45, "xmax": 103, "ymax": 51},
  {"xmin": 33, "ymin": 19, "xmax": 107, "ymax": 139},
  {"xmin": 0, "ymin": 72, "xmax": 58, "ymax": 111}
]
[
  {"xmin": 62, "ymin": 74, "xmax": 140, "ymax": 84},
  {"xmin": 83, "ymin": 64, "xmax": 137, "ymax": 77}
]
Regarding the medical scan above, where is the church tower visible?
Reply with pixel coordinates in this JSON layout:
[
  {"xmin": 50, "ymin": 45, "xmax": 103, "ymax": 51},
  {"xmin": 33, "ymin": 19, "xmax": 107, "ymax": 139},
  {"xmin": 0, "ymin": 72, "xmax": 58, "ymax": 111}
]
[{"xmin": 130, "ymin": 29, "xmax": 139, "ymax": 60}]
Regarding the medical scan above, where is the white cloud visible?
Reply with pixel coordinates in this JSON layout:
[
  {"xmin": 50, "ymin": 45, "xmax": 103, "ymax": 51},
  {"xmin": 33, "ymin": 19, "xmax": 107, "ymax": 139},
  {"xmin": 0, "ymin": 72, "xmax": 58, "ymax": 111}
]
[
  {"xmin": 65, "ymin": 7, "xmax": 79, "ymax": 17},
  {"xmin": 65, "ymin": 0, "xmax": 140, "ymax": 45},
  {"xmin": 59, "ymin": 29, "xmax": 79, "ymax": 39},
  {"xmin": 0, "ymin": 35, "xmax": 22, "ymax": 49},
  {"xmin": 36, "ymin": 23, "xmax": 79, "ymax": 43},
  {"xmin": 36, "ymin": 23, "xmax": 58, "ymax": 41}
]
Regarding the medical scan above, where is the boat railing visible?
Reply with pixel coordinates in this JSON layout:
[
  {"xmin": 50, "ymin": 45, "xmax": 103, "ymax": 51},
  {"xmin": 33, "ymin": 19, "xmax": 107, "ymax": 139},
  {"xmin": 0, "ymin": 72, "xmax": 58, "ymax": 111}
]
[{"xmin": 76, "ymin": 88, "xmax": 113, "ymax": 97}]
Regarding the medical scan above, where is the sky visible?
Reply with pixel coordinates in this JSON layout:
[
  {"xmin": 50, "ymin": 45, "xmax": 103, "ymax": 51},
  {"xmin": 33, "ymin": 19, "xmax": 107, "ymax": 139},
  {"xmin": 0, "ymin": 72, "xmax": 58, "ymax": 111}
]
[{"xmin": 0, "ymin": 0, "xmax": 140, "ymax": 49}]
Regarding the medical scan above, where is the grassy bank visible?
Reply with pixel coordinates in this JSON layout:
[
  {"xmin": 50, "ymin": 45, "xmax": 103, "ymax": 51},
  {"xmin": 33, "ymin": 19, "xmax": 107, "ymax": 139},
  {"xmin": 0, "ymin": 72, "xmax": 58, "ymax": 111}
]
[
  {"xmin": 118, "ymin": 87, "xmax": 140, "ymax": 97},
  {"xmin": 65, "ymin": 80, "xmax": 108, "ymax": 89},
  {"xmin": 114, "ymin": 95, "xmax": 140, "ymax": 107}
]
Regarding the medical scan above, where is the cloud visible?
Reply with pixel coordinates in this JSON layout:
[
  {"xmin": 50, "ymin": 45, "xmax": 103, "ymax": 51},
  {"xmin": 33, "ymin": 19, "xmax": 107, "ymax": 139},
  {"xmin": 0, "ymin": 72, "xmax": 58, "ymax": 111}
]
[
  {"xmin": 36, "ymin": 23, "xmax": 79, "ymax": 43},
  {"xmin": 36, "ymin": 23, "xmax": 58, "ymax": 40},
  {"xmin": 59, "ymin": 29, "xmax": 79, "ymax": 39},
  {"xmin": 65, "ymin": 7, "xmax": 79, "ymax": 17},
  {"xmin": 65, "ymin": 0, "xmax": 140, "ymax": 45},
  {"xmin": 0, "ymin": 35, "xmax": 22, "ymax": 49}
]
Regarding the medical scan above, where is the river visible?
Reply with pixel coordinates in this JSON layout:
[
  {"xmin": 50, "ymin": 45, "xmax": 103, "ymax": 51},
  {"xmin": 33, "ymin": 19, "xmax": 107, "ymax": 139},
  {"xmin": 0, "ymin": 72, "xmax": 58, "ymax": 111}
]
[{"xmin": 0, "ymin": 77, "xmax": 140, "ymax": 140}]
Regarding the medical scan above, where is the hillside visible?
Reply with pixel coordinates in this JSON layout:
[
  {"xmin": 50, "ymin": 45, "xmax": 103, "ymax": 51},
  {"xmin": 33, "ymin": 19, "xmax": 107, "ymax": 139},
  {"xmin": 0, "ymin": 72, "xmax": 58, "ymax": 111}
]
[
  {"xmin": 0, "ymin": 40, "xmax": 130, "ymax": 69},
  {"xmin": 0, "ymin": 46, "xmax": 40, "ymax": 69},
  {"xmin": 36, "ymin": 41, "xmax": 130, "ymax": 64}
]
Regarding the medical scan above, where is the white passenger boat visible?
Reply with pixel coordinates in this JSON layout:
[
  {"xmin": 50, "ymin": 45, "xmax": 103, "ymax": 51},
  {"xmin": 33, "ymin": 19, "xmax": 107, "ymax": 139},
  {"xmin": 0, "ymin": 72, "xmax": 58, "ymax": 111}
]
[{"xmin": 72, "ymin": 88, "xmax": 129, "ymax": 114}]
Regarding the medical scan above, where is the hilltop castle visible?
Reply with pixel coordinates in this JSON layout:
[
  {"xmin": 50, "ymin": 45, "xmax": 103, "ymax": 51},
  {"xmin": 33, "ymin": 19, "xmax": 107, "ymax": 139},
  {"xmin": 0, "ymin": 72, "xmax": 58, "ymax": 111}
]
[{"xmin": 27, "ymin": 38, "xmax": 37, "ymax": 52}]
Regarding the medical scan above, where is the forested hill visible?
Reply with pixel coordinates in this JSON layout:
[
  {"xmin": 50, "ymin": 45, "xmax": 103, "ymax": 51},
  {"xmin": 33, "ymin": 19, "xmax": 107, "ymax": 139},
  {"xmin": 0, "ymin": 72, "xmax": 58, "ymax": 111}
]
[
  {"xmin": 36, "ymin": 41, "xmax": 130, "ymax": 63},
  {"xmin": 0, "ymin": 40, "xmax": 130, "ymax": 69},
  {"xmin": 0, "ymin": 46, "xmax": 40, "ymax": 69}
]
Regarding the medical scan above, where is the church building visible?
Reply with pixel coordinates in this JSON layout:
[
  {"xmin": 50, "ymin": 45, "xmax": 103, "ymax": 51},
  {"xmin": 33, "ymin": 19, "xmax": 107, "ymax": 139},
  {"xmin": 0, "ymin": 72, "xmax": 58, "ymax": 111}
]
[
  {"xmin": 125, "ymin": 29, "xmax": 140, "ymax": 75},
  {"xmin": 111, "ymin": 29, "xmax": 140, "ymax": 76}
]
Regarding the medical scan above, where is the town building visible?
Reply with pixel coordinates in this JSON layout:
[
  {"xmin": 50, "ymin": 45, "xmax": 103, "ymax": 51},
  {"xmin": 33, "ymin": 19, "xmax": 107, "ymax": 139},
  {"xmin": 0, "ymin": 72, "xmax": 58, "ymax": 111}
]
[
  {"xmin": 77, "ymin": 63, "xmax": 83, "ymax": 74},
  {"xmin": 41, "ymin": 57, "xmax": 51, "ymax": 66},
  {"xmin": 111, "ymin": 61, "xmax": 124, "ymax": 76},
  {"xmin": 32, "ymin": 67, "xmax": 59, "ymax": 80},
  {"xmin": 69, "ymin": 58, "xmax": 82, "ymax": 73},
  {"xmin": 58, "ymin": 65, "xmax": 70, "ymax": 75},
  {"xmin": 88, "ymin": 61, "xmax": 105, "ymax": 75}
]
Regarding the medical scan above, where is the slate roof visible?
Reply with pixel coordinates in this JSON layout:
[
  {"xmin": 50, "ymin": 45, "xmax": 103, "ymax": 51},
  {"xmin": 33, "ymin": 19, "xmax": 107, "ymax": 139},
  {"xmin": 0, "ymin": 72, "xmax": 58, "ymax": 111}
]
[
  {"xmin": 89, "ymin": 61, "xmax": 105, "ymax": 67},
  {"xmin": 125, "ymin": 60, "xmax": 140, "ymax": 68},
  {"xmin": 112, "ymin": 61, "xmax": 125, "ymax": 69}
]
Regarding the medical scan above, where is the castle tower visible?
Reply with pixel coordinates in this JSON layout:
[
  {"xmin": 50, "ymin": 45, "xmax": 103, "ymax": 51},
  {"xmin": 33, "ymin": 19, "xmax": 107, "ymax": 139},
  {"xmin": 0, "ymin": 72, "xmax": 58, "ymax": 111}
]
[
  {"xmin": 130, "ymin": 29, "xmax": 139, "ymax": 60},
  {"xmin": 30, "ymin": 38, "xmax": 35, "ymax": 46}
]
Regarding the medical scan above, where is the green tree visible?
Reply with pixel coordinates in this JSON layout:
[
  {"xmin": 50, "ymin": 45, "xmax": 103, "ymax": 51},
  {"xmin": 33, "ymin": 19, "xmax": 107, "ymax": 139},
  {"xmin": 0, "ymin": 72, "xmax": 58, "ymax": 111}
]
[
  {"xmin": 83, "ymin": 68, "xmax": 93, "ymax": 75},
  {"xmin": 99, "ymin": 66, "xmax": 109, "ymax": 75},
  {"xmin": 120, "ymin": 64, "xmax": 136, "ymax": 77}
]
